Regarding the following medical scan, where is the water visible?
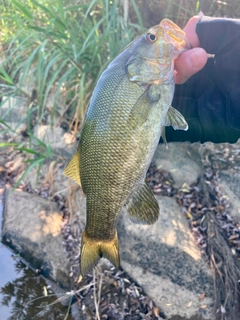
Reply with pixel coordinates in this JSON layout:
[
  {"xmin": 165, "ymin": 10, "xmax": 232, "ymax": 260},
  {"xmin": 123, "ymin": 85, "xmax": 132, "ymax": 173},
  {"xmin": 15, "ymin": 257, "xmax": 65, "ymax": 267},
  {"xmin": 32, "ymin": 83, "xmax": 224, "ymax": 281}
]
[
  {"xmin": 0, "ymin": 243, "xmax": 16, "ymax": 319},
  {"xmin": 0, "ymin": 190, "xmax": 74, "ymax": 320}
]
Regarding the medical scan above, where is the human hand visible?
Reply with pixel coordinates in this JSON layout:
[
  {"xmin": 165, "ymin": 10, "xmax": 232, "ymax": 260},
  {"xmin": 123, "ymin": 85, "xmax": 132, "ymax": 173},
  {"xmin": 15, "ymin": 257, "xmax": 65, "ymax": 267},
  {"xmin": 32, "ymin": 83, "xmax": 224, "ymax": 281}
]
[{"xmin": 174, "ymin": 16, "xmax": 208, "ymax": 84}]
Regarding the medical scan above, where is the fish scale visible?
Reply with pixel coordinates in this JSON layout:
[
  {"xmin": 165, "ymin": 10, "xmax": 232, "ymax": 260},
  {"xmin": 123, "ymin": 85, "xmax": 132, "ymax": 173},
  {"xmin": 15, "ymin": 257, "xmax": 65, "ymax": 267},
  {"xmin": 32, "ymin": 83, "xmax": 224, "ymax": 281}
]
[{"xmin": 63, "ymin": 18, "xmax": 189, "ymax": 275}]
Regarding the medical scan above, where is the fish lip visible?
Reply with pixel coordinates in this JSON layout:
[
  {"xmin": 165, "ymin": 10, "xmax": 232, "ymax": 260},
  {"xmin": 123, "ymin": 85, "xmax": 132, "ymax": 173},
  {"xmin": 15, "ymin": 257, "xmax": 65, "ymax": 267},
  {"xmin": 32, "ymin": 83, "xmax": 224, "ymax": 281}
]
[{"xmin": 160, "ymin": 18, "xmax": 191, "ymax": 52}]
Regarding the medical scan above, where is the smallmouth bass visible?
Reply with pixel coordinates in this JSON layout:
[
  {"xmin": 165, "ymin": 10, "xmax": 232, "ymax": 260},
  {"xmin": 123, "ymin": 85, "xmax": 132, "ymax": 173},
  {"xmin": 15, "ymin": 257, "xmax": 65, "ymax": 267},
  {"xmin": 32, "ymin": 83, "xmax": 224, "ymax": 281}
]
[{"xmin": 64, "ymin": 19, "xmax": 189, "ymax": 275}]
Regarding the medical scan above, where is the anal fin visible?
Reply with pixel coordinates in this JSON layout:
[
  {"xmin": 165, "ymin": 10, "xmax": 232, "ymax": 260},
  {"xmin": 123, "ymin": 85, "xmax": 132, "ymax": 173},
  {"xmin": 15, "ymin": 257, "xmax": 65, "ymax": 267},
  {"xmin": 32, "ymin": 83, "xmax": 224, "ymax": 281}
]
[
  {"xmin": 125, "ymin": 182, "xmax": 159, "ymax": 225},
  {"xmin": 80, "ymin": 231, "xmax": 120, "ymax": 276}
]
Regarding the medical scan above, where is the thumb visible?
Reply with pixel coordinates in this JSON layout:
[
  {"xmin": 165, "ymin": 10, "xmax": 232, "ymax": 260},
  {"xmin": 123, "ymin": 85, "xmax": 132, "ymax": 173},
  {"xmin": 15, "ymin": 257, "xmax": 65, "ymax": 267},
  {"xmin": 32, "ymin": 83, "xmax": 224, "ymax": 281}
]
[{"xmin": 174, "ymin": 47, "xmax": 208, "ymax": 84}]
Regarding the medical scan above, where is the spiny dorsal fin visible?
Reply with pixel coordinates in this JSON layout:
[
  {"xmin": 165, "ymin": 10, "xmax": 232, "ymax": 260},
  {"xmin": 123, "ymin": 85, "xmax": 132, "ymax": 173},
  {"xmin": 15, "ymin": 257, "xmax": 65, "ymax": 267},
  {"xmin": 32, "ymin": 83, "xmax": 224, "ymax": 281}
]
[
  {"xmin": 80, "ymin": 231, "xmax": 119, "ymax": 276},
  {"xmin": 63, "ymin": 144, "xmax": 81, "ymax": 186},
  {"xmin": 164, "ymin": 106, "xmax": 188, "ymax": 130},
  {"xmin": 125, "ymin": 182, "xmax": 159, "ymax": 225}
]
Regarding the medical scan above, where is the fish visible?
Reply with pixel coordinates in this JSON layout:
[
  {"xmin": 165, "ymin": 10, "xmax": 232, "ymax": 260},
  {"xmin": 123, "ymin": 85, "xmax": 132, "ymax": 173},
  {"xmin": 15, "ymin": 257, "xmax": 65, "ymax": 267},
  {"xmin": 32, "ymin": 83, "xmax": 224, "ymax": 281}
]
[{"xmin": 63, "ymin": 19, "xmax": 189, "ymax": 275}]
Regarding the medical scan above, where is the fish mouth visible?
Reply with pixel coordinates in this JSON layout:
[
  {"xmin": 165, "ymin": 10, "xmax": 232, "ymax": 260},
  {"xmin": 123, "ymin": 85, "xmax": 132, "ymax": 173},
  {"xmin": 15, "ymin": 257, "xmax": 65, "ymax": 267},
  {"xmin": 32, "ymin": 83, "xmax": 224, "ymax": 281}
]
[{"xmin": 160, "ymin": 18, "xmax": 191, "ymax": 53}]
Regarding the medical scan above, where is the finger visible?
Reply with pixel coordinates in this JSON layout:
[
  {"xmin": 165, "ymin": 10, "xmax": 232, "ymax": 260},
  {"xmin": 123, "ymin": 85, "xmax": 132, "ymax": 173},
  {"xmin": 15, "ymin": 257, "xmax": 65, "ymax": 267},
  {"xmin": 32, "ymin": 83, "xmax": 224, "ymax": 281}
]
[
  {"xmin": 183, "ymin": 16, "xmax": 200, "ymax": 48},
  {"xmin": 174, "ymin": 47, "xmax": 208, "ymax": 84}
]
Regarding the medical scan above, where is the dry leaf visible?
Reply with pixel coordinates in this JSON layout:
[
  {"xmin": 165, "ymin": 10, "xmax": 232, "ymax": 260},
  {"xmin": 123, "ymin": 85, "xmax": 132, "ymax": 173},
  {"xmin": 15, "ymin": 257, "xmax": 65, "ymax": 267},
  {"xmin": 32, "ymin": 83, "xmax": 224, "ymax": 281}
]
[
  {"xmin": 43, "ymin": 286, "xmax": 48, "ymax": 297},
  {"xmin": 198, "ymin": 292, "xmax": 206, "ymax": 301},
  {"xmin": 186, "ymin": 211, "xmax": 193, "ymax": 219},
  {"xmin": 153, "ymin": 306, "xmax": 160, "ymax": 316},
  {"xmin": 220, "ymin": 305, "xmax": 226, "ymax": 313},
  {"xmin": 187, "ymin": 301, "xmax": 192, "ymax": 308}
]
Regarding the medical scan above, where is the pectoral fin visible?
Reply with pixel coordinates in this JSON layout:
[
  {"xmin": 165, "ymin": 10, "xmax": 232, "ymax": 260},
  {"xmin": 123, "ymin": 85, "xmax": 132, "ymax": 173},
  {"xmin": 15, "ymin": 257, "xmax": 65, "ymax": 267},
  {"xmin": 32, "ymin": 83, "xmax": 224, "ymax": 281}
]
[
  {"xmin": 63, "ymin": 144, "xmax": 81, "ymax": 186},
  {"xmin": 125, "ymin": 182, "xmax": 159, "ymax": 224},
  {"xmin": 129, "ymin": 85, "xmax": 161, "ymax": 127},
  {"xmin": 164, "ymin": 106, "xmax": 188, "ymax": 130}
]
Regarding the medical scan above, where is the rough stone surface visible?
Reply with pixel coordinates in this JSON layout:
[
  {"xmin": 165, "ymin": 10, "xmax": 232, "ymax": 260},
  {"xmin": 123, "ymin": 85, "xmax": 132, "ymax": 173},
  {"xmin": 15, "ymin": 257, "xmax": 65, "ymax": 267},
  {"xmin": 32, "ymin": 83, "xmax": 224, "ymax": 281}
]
[
  {"xmin": 4, "ymin": 138, "xmax": 240, "ymax": 319},
  {"xmin": 153, "ymin": 143, "xmax": 202, "ymax": 188},
  {"xmin": 18, "ymin": 164, "xmax": 71, "ymax": 195},
  {"xmin": 218, "ymin": 170, "xmax": 240, "ymax": 221},
  {"xmin": 62, "ymin": 143, "xmax": 214, "ymax": 319},
  {"xmin": 2, "ymin": 188, "xmax": 71, "ymax": 289},
  {"xmin": 34, "ymin": 124, "xmax": 76, "ymax": 156},
  {"xmin": 118, "ymin": 196, "xmax": 214, "ymax": 320},
  {"xmin": 0, "ymin": 96, "xmax": 28, "ymax": 135},
  {"xmin": 12, "ymin": 138, "xmax": 77, "ymax": 193},
  {"xmin": 63, "ymin": 142, "xmax": 214, "ymax": 319},
  {"xmin": 34, "ymin": 125, "xmax": 65, "ymax": 144},
  {"xmin": 0, "ymin": 96, "xmax": 27, "ymax": 124}
]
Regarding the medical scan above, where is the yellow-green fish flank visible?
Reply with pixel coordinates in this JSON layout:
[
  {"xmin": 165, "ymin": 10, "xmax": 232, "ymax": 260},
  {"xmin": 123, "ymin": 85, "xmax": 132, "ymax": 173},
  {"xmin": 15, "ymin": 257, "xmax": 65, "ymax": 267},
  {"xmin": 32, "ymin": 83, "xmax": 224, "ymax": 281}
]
[{"xmin": 64, "ymin": 19, "xmax": 189, "ymax": 275}]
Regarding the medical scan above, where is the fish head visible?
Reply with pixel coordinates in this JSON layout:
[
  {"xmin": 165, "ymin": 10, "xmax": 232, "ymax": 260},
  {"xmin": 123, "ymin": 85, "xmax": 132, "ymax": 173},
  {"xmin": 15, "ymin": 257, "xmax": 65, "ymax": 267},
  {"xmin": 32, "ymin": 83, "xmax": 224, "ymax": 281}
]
[{"xmin": 126, "ymin": 19, "xmax": 190, "ymax": 86}]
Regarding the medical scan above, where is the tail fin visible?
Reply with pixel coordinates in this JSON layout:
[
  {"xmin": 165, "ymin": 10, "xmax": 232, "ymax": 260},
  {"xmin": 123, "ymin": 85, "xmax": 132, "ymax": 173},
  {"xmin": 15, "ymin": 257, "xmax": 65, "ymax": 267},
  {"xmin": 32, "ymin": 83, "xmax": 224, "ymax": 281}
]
[{"xmin": 80, "ymin": 231, "xmax": 120, "ymax": 275}]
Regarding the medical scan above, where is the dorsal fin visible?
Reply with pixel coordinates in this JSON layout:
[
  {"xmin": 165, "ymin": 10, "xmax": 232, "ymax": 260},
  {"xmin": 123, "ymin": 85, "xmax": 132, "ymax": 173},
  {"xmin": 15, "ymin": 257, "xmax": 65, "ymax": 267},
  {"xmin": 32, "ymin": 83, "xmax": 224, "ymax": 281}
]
[{"xmin": 63, "ymin": 144, "xmax": 81, "ymax": 186}]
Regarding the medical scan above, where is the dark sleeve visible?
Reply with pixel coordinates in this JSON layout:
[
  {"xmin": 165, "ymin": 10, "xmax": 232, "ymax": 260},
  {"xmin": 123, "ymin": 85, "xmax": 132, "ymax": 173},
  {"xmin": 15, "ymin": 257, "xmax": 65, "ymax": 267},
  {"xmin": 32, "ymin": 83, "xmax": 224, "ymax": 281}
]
[{"xmin": 166, "ymin": 15, "xmax": 240, "ymax": 144}]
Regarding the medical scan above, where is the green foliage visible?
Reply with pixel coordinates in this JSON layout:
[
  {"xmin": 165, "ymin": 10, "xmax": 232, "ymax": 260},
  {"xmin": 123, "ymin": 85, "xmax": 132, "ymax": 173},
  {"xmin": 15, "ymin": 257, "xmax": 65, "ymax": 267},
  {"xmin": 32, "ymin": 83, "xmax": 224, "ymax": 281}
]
[
  {"xmin": 200, "ymin": 0, "xmax": 240, "ymax": 18},
  {"xmin": 129, "ymin": 0, "xmax": 201, "ymax": 29},
  {"xmin": 0, "ymin": 0, "xmax": 144, "ymax": 183},
  {"xmin": 15, "ymin": 133, "xmax": 53, "ymax": 187},
  {"xmin": 1, "ymin": 0, "xmax": 144, "ymax": 126}
]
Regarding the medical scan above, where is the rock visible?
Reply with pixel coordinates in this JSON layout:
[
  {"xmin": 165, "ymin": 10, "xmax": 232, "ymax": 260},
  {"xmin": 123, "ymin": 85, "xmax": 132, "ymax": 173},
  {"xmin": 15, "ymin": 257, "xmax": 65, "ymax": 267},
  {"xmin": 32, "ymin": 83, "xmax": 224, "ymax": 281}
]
[
  {"xmin": 33, "ymin": 124, "xmax": 76, "ymax": 156},
  {"xmin": 0, "ymin": 96, "xmax": 27, "ymax": 124},
  {"xmin": 199, "ymin": 141, "xmax": 240, "ymax": 222},
  {"xmin": 11, "ymin": 128, "xmax": 77, "ymax": 193},
  {"xmin": 1, "ymin": 188, "xmax": 71, "ymax": 289},
  {"xmin": 34, "ymin": 125, "xmax": 65, "ymax": 144},
  {"xmin": 17, "ymin": 162, "xmax": 70, "ymax": 195},
  {"xmin": 0, "ymin": 96, "xmax": 28, "ymax": 137},
  {"xmin": 4, "ymin": 136, "xmax": 238, "ymax": 319},
  {"xmin": 59, "ymin": 142, "xmax": 214, "ymax": 318},
  {"xmin": 153, "ymin": 143, "xmax": 202, "ymax": 188},
  {"xmin": 218, "ymin": 170, "xmax": 240, "ymax": 221},
  {"xmin": 118, "ymin": 196, "xmax": 214, "ymax": 320},
  {"xmin": 19, "ymin": 69, "xmax": 37, "ymax": 95}
]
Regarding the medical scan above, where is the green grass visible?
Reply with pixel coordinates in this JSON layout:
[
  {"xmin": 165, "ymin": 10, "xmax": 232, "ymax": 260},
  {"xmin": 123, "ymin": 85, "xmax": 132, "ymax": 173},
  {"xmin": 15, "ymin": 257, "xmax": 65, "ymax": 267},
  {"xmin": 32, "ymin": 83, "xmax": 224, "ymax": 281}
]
[
  {"xmin": 0, "ymin": 0, "xmax": 144, "ymax": 185},
  {"xmin": 1, "ymin": 0, "xmax": 144, "ymax": 126}
]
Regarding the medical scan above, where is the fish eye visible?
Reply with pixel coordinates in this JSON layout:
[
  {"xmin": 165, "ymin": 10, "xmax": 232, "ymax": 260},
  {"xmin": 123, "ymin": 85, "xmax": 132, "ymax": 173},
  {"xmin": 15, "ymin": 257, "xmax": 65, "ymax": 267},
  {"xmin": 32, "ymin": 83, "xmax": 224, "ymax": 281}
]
[{"xmin": 146, "ymin": 33, "xmax": 156, "ymax": 42}]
